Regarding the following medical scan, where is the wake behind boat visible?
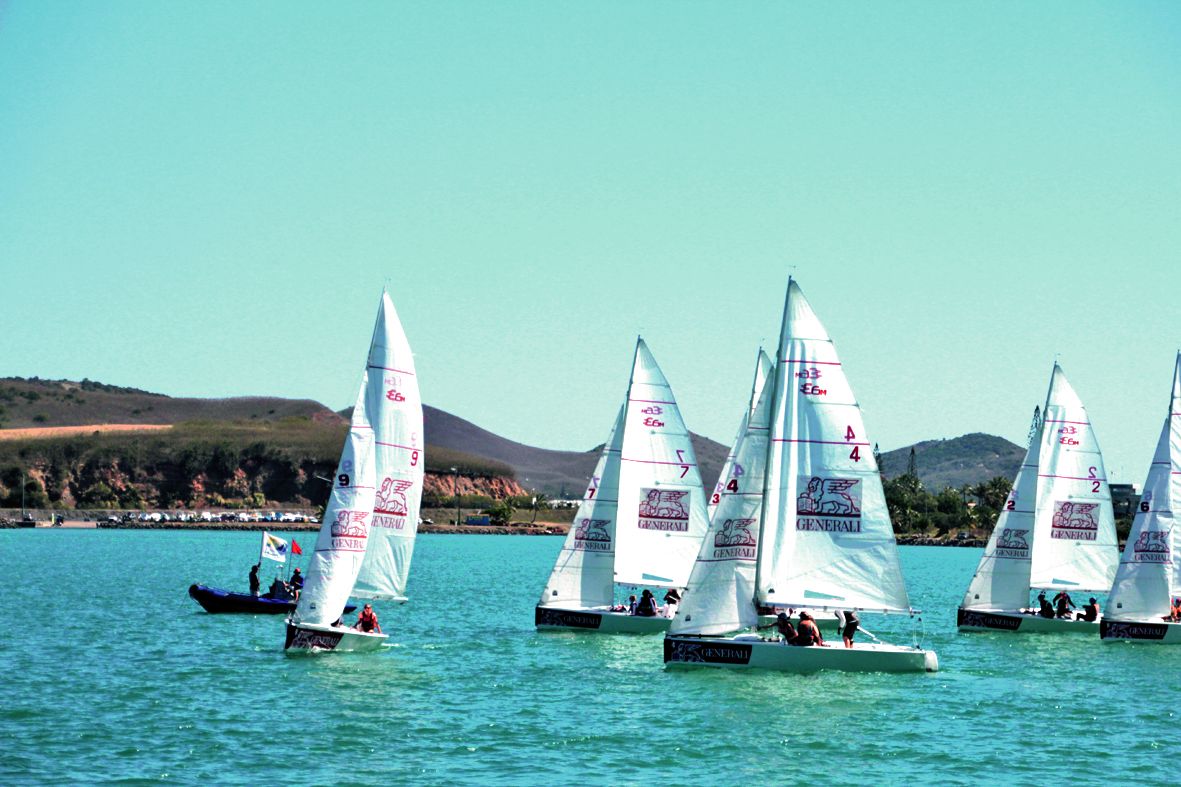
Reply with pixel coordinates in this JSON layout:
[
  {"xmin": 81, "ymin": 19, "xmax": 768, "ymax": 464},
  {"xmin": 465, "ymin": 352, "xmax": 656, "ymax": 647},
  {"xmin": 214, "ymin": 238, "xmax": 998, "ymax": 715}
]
[
  {"xmin": 664, "ymin": 279, "xmax": 937, "ymax": 674},
  {"xmin": 535, "ymin": 338, "xmax": 708, "ymax": 634},
  {"xmin": 957, "ymin": 364, "xmax": 1118, "ymax": 634},
  {"xmin": 1101, "ymin": 353, "xmax": 1181, "ymax": 644}
]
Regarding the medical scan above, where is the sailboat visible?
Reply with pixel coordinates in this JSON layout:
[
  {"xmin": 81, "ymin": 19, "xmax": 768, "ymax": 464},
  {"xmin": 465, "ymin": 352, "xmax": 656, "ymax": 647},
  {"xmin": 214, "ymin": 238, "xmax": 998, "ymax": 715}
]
[
  {"xmin": 957, "ymin": 364, "xmax": 1118, "ymax": 633},
  {"xmin": 708, "ymin": 349, "xmax": 772, "ymax": 523},
  {"xmin": 535, "ymin": 338, "xmax": 709, "ymax": 633},
  {"xmin": 285, "ymin": 292, "xmax": 423, "ymax": 653},
  {"xmin": 1101, "ymin": 353, "xmax": 1181, "ymax": 643},
  {"xmin": 664, "ymin": 280, "xmax": 938, "ymax": 673}
]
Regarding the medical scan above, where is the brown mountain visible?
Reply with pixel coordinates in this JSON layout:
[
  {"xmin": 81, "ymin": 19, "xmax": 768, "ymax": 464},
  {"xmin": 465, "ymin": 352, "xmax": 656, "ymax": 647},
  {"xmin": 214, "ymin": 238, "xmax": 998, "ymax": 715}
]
[
  {"xmin": 421, "ymin": 405, "xmax": 729, "ymax": 498},
  {"xmin": 878, "ymin": 433, "xmax": 1025, "ymax": 490}
]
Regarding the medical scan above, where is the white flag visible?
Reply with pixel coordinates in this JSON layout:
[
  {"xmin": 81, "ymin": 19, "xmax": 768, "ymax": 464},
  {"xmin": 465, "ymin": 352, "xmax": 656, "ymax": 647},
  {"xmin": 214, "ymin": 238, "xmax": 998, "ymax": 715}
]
[{"xmin": 260, "ymin": 531, "xmax": 289, "ymax": 563}]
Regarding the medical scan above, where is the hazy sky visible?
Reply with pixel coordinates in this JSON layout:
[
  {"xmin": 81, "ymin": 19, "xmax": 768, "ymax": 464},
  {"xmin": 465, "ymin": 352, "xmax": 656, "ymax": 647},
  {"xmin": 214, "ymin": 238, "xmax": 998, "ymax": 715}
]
[{"xmin": 2, "ymin": 2, "xmax": 1179, "ymax": 486}]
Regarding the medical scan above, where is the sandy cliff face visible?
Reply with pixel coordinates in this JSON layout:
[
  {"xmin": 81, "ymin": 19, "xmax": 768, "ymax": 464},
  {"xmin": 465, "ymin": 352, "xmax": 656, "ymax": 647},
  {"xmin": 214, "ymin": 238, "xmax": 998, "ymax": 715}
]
[
  {"xmin": 0, "ymin": 454, "xmax": 525, "ymax": 510},
  {"xmin": 423, "ymin": 473, "xmax": 526, "ymax": 500}
]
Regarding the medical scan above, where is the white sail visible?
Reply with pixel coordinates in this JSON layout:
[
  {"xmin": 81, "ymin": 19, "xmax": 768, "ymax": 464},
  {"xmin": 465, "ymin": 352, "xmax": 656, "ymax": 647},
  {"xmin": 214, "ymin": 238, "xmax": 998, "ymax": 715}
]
[
  {"xmin": 353, "ymin": 291, "xmax": 424, "ymax": 601},
  {"xmin": 613, "ymin": 339, "xmax": 709, "ymax": 589},
  {"xmin": 292, "ymin": 376, "xmax": 377, "ymax": 627},
  {"xmin": 755, "ymin": 280, "xmax": 910, "ymax": 613},
  {"xmin": 708, "ymin": 349, "xmax": 772, "ymax": 522},
  {"xmin": 1106, "ymin": 354, "xmax": 1181, "ymax": 622},
  {"xmin": 961, "ymin": 416, "xmax": 1040, "ymax": 611},
  {"xmin": 538, "ymin": 406, "xmax": 625, "ymax": 610},
  {"xmin": 1027, "ymin": 365, "xmax": 1118, "ymax": 592},
  {"xmin": 670, "ymin": 360, "xmax": 774, "ymax": 635}
]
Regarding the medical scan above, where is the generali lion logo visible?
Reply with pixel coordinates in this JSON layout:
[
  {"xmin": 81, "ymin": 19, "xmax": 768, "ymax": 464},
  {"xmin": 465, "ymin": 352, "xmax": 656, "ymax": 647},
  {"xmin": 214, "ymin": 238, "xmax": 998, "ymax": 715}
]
[
  {"xmin": 638, "ymin": 489, "xmax": 690, "ymax": 531},
  {"xmin": 330, "ymin": 510, "xmax": 370, "ymax": 538},
  {"xmin": 1133, "ymin": 530, "xmax": 1171, "ymax": 563},
  {"xmin": 572, "ymin": 518, "xmax": 611, "ymax": 552},
  {"xmin": 995, "ymin": 528, "xmax": 1029, "ymax": 558},
  {"xmin": 1051, "ymin": 501, "xmax": 1099, "ymax": 541},
  {"xmin": 797, "ymin": 477, "xmax": 860, "ymax": 516},
  {"xmin": 716, "ymin": 518, "xmax": 757, "ymax": 547},
  {"xmin": 795, "ymin": 477, "xmax": 862, "ymax": 533},
  {"xmin": 375, "ymin": 477, "xmax": 413, "ymax": 516}
]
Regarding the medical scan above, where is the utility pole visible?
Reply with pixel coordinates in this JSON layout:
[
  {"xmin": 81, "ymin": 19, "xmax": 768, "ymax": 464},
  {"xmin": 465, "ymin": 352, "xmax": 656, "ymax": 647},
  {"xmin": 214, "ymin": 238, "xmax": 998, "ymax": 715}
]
[
  {"xmin": 451, "ymin": 466, "xmax": 460, "ymax": 526},
  {"xmin": 21, "ymin": 470, "xmax": 26, "ymax": 519}
]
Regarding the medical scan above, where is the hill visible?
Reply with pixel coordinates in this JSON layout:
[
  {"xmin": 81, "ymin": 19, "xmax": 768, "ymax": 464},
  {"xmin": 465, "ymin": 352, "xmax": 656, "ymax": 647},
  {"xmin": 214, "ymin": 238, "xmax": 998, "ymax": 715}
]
[
  {"xmin": 421, "ymin": 405, "xmax": 729, "ymax": 498},
  {"xmin": 337, "ymin": 405, "xmax": 730, "ymax": 498},
  {"xmin": 0, "ymin": 377, "xmax": 338, "ymax": 428},
  {"xmin": 878, "ymin": 432, "xmax": 1025, "ymax": 490}
]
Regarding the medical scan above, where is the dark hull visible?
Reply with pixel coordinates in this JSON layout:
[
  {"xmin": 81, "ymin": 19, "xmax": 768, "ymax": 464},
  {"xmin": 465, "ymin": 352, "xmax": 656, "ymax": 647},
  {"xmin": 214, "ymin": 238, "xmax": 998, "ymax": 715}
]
[{"xmin": 189, "ymin": 584, "xmax": 356, "ymax": 615}]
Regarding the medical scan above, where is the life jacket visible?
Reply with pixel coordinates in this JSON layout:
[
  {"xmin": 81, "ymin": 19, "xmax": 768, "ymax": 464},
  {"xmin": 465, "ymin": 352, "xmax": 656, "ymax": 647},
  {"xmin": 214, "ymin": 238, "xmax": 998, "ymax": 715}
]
[{"xmin": 359, "ymin": 610, "xmax": 378, "ymax": 631}]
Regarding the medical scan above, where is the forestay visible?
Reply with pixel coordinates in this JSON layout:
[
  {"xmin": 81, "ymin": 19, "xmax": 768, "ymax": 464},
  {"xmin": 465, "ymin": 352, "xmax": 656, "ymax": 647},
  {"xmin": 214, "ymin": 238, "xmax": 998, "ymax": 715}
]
[
  {"xmin": 755, "ymin": 280, "xmax": 910, "ymax": 613},
  {"xmin": 353, "ymin": 292, "xmax": 424, "ymax": 602},
  {"xmin": 1106, "ymin": 354, "xmax": 1181, "ymax": 622},
  {"xmin": 708, "ymin": 349, "xmax": 772, "ymax": 522},
  {"xmin": 1027, "ymin": 365, "xmax": 1118, "ymax": 592},
  {"xmin": 292, "ymin": 377, "xmax": 377, "ymax": 627},
  {"xmin": 538, "ymin": 405, "xmax": 624, "ymax": 610},
  {"xmin": 671, "ymin": 357, "xmax": 774, "ymax": 636},
  {"xmin": 613, "ymin": 339, "xmax": 709, "ymax": 589},
  {"xmin": 961, "ymin": 413, "xmax": 1040, "ymax": 611}
]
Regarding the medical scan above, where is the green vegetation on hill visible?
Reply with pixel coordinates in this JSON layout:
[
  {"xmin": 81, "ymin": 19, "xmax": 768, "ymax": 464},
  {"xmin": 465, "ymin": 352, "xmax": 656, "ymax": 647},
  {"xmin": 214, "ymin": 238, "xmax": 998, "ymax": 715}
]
[
  {"xmin": 0, "ymin": 417, "xmax": 514, "ymax": 510},
  {"xmin": 0, "ymin": 377, "xmax": 335, "ymax": 429}
]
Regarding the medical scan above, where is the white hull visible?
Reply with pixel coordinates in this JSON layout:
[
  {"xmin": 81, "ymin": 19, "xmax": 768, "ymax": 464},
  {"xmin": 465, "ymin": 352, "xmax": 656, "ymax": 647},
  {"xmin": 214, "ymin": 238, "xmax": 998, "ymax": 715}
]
[
  {"xmin": 957, "ymin": 608, "xmax": 1099, "ymax": 634},
  {"xmin": 284, "ymin": 621, "xmax": 388, "ymax": 653},
  {"xmin": 664, "ymin": 634, "xmax": 937, "ymax": 674},
  {"xmin": 535, "ymin": 605, "xmax": 672, "ymax": 634},
  {"xmin": 1101, "ymin": 619, "xmax": 1181, "ymax": 643}
]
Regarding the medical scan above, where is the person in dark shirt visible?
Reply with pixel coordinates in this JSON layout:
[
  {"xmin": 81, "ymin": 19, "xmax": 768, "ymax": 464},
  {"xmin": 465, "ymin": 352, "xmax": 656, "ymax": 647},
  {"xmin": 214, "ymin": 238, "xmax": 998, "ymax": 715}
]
[
  {"xmin": 635, "ymin": 589, "xmax": 658, "ymax": 617},
  {"xmin": 1037, "ymin": 592, "xmax": 1055, "ymax": 619},
  {"xmin": 1075, "ymin": 597, "xmax": 1100, "ymax": 622},
  {"xmin": 288, "ymin": 567, "xmax": 304, "ymax": 600},
  {"xmin": 1052, "ymin": 591, "xmax": 1076, "ymax": 619},
  {"xmin": 840, "ymin": 610, "xmax": 860, "ymax": 648},
  {"xmin": 757, "ymin": 612, "xmax": 797, "ymax": 644},
  {"xmin": 248, "ymin": 563, "xmax": 260, "ymax": 597}
]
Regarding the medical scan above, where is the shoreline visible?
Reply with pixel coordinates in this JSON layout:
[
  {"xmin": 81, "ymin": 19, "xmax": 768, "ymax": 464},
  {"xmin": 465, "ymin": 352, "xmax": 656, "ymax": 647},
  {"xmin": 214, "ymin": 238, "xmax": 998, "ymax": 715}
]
[{"xmin": 1, "ymin": 519, "xmax": 994, "ymax": 545}]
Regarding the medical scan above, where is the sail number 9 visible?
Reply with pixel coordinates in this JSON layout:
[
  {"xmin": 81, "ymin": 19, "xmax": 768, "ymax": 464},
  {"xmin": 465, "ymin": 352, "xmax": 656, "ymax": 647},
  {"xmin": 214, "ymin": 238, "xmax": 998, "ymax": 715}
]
[{"xmin": 338, "ymin": 473, "xmax": 350, "ymax": 487}]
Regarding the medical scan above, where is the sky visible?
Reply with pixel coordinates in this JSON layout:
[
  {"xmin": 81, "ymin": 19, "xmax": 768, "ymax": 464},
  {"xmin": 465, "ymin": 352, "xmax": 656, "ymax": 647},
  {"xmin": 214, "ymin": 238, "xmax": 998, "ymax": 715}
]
[{"xmin": 1, "ymin": 2, "xmax": 1179, "ymax": 486}]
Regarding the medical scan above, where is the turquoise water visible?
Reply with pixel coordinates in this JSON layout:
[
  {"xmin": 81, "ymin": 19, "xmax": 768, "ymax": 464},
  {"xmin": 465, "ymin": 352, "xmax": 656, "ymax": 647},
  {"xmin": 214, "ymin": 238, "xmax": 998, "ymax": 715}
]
[{"xmin": 2, "ymin": 531, "xmax": 1178, "ymax": 785}]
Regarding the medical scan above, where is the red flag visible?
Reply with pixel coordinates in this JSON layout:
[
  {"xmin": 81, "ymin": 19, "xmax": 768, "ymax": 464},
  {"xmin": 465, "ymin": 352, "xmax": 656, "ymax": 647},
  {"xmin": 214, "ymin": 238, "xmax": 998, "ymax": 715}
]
[{"xmin": 292, "ymin": 539, "xmax": 303, "ymax": 556}]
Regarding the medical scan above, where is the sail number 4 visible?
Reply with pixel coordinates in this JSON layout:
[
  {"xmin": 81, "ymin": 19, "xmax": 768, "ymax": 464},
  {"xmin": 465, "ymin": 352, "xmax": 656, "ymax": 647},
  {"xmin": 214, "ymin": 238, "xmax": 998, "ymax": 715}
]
[{"xmin": 845, "ymin": 426, "xmax": 861, "ymax": 462}]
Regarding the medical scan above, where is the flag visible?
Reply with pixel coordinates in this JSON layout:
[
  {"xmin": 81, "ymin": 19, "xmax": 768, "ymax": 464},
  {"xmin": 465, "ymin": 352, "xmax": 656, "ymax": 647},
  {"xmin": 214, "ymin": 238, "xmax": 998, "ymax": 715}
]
[
  {"xmin": 260, "ymin": 531, "xmax": 289, "ymax": 563},
  {"xmin": 291, "ymin": 539, "xmax": 303, "ymax": 556}
]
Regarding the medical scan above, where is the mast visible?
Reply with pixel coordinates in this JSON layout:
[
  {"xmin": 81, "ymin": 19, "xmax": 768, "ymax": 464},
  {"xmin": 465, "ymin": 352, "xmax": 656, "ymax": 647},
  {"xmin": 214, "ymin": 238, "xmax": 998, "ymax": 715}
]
[{"xmin": 753, "ymin": 283, "xmax": 791, "ymax": 603}]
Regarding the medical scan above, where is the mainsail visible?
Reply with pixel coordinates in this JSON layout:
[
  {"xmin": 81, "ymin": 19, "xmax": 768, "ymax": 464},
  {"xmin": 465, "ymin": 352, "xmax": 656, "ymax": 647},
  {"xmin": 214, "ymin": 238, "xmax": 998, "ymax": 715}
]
[
  {"xmin": 1106, "ymin": 353, "xmax": 1181, "ymax": 622},
  {"xmin": 1027, "ymin": 365, "xmax": 1118, "ymax": 592},
  {"xmin": 353, "ymin": 291, "xmax": 424, "ymax": 601},
  {"xmin": 613, "ymin": 339, "xmax": 709, "ymax": 588},
  {"xmin": 961, "ymin": 413, "xmax": 1040, "ymax": 611},
  {"xmin": 538, "ymin": 406, "xmax": 625, "ymax": 610},
  {"xmin": 755, "ymin": 280, "xmax": 910, "ymax": 613},
  {"xmin": 708, "ymin": 349, "xmax": 772, "ymax": 522},
  {"xmin": 670, "ymin": 358, "xmax": 774, "ymax": 636},
  {"xmin": 292, "ymin": 376, "xmax": 377, "ymax": 627}
]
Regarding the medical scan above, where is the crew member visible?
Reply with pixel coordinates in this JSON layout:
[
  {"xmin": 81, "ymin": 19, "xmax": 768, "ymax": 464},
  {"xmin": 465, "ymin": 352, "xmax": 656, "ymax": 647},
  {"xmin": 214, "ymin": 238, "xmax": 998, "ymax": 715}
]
[
  {"xmin": 355, "ymin": 603, "xmax": 382, "ymax": 634},
  {"xmin": 248, "ymin": 563, "xmax": 260, "ymax": 597}
]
